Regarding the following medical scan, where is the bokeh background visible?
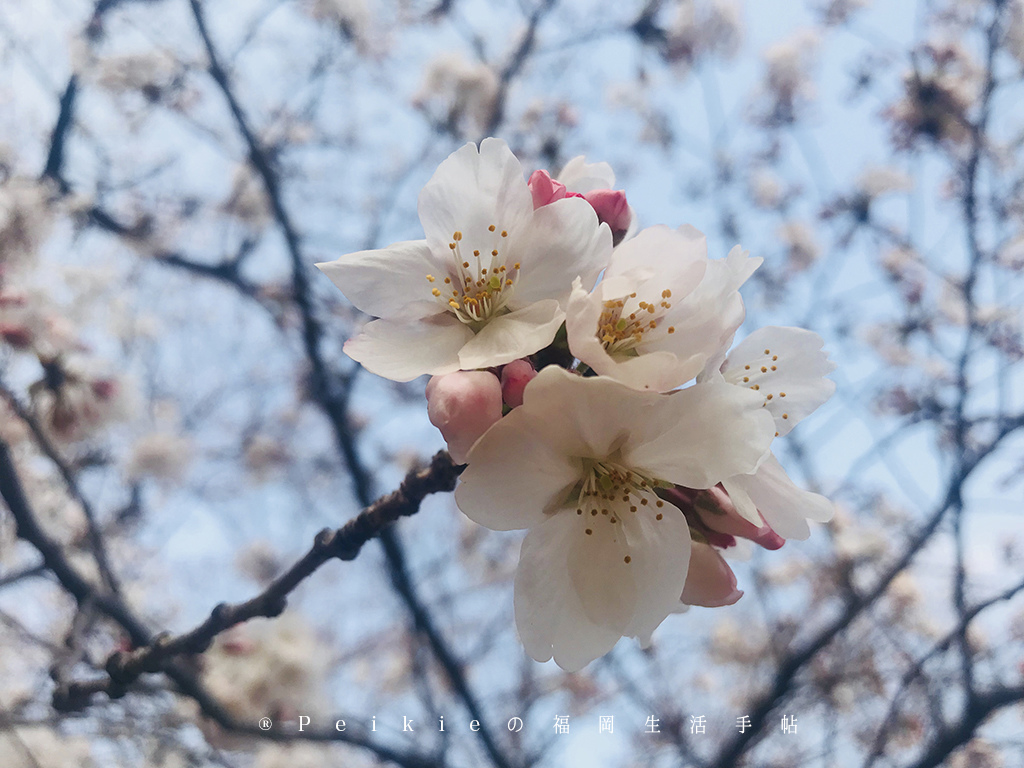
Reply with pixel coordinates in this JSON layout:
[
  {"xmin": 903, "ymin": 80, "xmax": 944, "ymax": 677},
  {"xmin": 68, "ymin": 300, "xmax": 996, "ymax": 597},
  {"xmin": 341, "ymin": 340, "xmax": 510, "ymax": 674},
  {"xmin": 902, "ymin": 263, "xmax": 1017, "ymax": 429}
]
[{"xmin": 1, "ymin": 0, "xmax": 1023, "ymax": 766}]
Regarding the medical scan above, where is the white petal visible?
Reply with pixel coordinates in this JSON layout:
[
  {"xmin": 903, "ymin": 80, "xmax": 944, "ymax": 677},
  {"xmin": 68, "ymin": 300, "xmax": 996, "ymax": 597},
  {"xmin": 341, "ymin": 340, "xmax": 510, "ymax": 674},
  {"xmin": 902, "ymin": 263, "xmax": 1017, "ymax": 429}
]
[
  {"xmin": 457, "ymin": 300, "xmax": 563, "ymax": 370},
  {"xmin": 640, "ymin": 245, "xmax": 761, "ymax": 365},
  {"xmin": 620, "ymin": 494, "xmax": 692, "ymax": 642},
  {"xmin": 343, "ymin": 314, "xmax": 472, "ymax": 382},
  {"xmin": 315, "ymin": 240, "xmax": 441, "ymax": 318},
  {"xmin": 729, "ymin": 453, "xmax": 833, "ymax": 540},
  {"xmin": 514, "ymin": 512, "xmax": 623, "ymax": 670},
  {"xmin": 417, "ymin": 139, "xmax": 534, "ymax": 256},
  {"xmin": 557, "ymin": 156, "xmax": 616, "ymax": 192},
  {"xmin": 509, "ymin": 197, "xmax": 612, "ymax": 302},
  {"xmin": 603, "ymin": 224, "xmax": 707, "ymax": 290},
  {"xmin": 720, "ymin": 476, "xmax": 762, "ymax": 527},
  {"xmin": 722, "ymin": 326, "xmax": 835, "ymax": 437},
  {"xmin": 624, "ymin": 382, "xmax": 775, "ymax": 488},
  {"xmin": 456, "ymin": 408, "xmax": 582, "ymax": 531},
  {"xmin": 518, "ymin": 366, "xmax": 653, "ymax": 459}
]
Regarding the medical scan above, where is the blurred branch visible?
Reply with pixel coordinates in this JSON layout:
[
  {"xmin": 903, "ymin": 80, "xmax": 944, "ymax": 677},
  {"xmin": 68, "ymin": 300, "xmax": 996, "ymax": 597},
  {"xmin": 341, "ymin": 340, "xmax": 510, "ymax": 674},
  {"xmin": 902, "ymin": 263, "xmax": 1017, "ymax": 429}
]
[
  {"xmin": 899, "ymin": 683, "xmax": 1024, "ymax": 768},
  {"xmin": 0, "ymin": 434, "xmax": 449, "ymax": 768},
  {"xmin": 60, "ymin": 450, "xmax": 461, "ymax": 702},
  {"xmin": 863, "ymin": 575, "xmax": 1024, "ymax": 767},
  {"xmin": 187, "ymin": 3, "xmax": 518, "ymax": 766},
  {"xmin": 41, "ymin": 76, "xmax": 76, "ymax": 192},
  {"xmin": 0, "ymin": 562, "xmax": 47, "ymax": 590},
  {"xmin": 0, "ymin": 382, "xmax": 123, "ymax": 597}
]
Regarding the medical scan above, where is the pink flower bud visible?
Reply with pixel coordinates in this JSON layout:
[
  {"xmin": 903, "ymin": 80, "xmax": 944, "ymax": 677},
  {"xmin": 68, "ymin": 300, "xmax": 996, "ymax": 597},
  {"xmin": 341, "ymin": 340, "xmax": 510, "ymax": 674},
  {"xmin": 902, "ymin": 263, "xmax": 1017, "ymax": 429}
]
[
  {"xmin": 527, "ymin": 170, "xmax": 568, "ymax": 209},
  {"xmin": 500, "ymin": 359, "xmax": 537, "ymax": 408},
  {"xmin": 681, "ymin": 541, "xmax": 743, "ymax": 608},
  {"xmin": 425, "ymin": 371, "xmax": 503, "ymax": 463},
  {"xmin": 0, "ymin": 323, "xmax": 33, "ymax": 350},
  {"xmin": 91, "ymin": 378, "xmax": 118, "ymax": 401},
  {"xmin": 583, "ymin": 188, "xmax": 631, "ymax": 234},
  {"xmin": 664, "ymin": 485, "xmax": 785, "ymax": 551}
]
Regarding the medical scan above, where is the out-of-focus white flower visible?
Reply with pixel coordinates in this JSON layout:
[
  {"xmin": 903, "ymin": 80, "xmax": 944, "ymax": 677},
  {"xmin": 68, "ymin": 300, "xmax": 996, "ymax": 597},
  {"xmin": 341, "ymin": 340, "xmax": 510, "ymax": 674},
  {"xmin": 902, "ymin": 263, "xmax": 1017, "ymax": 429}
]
[
  {"xmin": 125, "ymin": 432, "xmax": 193, "ymax": 482},
  {"xmin": 201, "ymin": 614, "xmax": 331, "ymax": 724},
  {"xmin": 566, "ymin": 225, "xmax": 760, "ymax": 392},
  {"xmin": 414, "ymin": 53, "xmax": 499, "ymax": 137},
  {"xmin": 749, "ymin": 170, "xmax": 783, "ymax": 209},
  {"xmin": 665, "ymin": 0, "xmax": 742, "ymax": 68},
  {"xmin": 760, "ymin": 29, "xmax": 820, "ymax": 122},
  {"xmin": 702, "ymin": 326, "xmax": 836, "ymax": 539},
  {"xmin": 857, "ymin": 166, "xmax": 912, "ymax": 199},
  {"xmin": 0, "ymin": 178, "xmax": 52, "ymax": 275},
  {"xmin": 304, "ymin": 0, "xmax": 371, "ymax": 43},
  {"xmin": 426, "ymin": 370, "xmax": 503, "ymax": 463},
  {"xmin": 778, "ymin": 220, "xmax": 821, "ymax": 271},
  {"xmin": 887, "ymin": 41, "xmax": 979, "ymax": 149},
  {"xmin": 819, "ymin": 0, "xmax": 870, "ymax": 26},
  {"xmin": 456, "ymin": 366, "xmax": 774, "ymax": 670},
  {"xmin": 222, "ymin": 165, "xmax": 270, "ymax": 229},
  {"xmin": 317, "ymin": 139, "xmax": 611, "ymax": 381},
  {"xmin": 93, "ymin": 51, "xmax": 178, "ymax": 98},
  {"xmin": 29, "ymin": 361, "xmax": 133, "ymax": 444},
  {"xmin": 0, "ymin": 726, "xmax": 96, "ymax": 768},
  {"xmin": 1010, "ymin": 1, "xmax": 1024, "ymax": 68}
]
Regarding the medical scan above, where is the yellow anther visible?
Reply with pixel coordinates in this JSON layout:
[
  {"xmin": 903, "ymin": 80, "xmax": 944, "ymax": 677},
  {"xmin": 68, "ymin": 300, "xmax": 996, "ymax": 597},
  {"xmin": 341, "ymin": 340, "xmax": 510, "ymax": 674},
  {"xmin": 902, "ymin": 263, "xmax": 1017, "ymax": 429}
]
[
  {"xmin": 668, "ymin": 326, "xmax": 675, "ymax": 334},
  {"xmin": 444, "ymin": 277, "xmax": 451, "ymax": 284},
  {"xmin": 432, "ymin": 288, "xmax": 441, "ymax": 296},
  {"xmin": 780, "ymin": 392, "xmax": 786, "ymax": 397},
  {"xmin": 771, "ymin": 365, "xmax": 777, "ymax": 371},
  {"xmin": 462, "ymin": 261, "xmax": 470, "ymax": 268},
  {"xmin": 449, "ymin": 243, "xmax": 456, "ymax": 250},
  {"xmin": 453, "ymin": 231, "xmax": 463, "ymax": 241},
  {"xmin": 491, "ymin": 249, "xmax": 498, "ymax": 256},
  {"xmin": 513, "ymin": 262, "xmax": 520, "ymax": 269},
  {"xmin": 488, "ymin": 225, "xmax": 496, "ymax": 232},
  {"xmin": 782, "ymin": 413, "xmax": 789, "ymax": 419},
  {"xmin": 656, "ymin": 513, "xmax": 663, "ymax": 520},
  {"xmin": 501, "ymin": 230, "xmax": 508, "ymax": 237},
  {"xmin": 761, "ymin": 366, "xmax": 768, "ymax": 373},
  {"xmin": 764, "ymin": 349, "xmax": 770, "ymax": 354},
  {"xmin": 766, "ymin": 394, "xmax": 773, "ymax": 400}
]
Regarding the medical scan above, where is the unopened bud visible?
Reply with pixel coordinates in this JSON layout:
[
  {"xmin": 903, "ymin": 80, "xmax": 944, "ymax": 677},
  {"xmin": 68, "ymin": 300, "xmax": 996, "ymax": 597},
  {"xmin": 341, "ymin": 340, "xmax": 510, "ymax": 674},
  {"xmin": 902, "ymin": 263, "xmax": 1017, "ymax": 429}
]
[
  {"xmin": 500, "ymin": 359, "xmax": 537, "ymax": 408},
  {"xmin": 583, "ymin": 188, "xmax": 630, "ymax": 235},
  {"xmin": 426, "ymin": 371, "xmax": 503, "ymax": 463},
  {"xmin": 681, "ymin": 541, "xmax": 743, "ymax": 608}
]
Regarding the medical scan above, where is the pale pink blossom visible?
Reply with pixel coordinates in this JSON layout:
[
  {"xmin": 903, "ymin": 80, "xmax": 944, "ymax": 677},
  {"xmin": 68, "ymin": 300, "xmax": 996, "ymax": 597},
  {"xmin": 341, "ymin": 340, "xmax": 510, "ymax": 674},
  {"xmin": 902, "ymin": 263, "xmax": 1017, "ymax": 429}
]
[
  {"xmin": 499, "ymin": 358, "xmax": 536, "ymax": 408},
  {"xmin": 317, "ymin": 139, "xmax": 611, "ymax": 381},
  {"xmin": 456, "ymin": 366, "xmax": 775, "ymax": 670},
  {"xmin": 681, "ymin": 542, "xmax": 743, "ymax": 608},
  {"xmin": 426, "ymin": 370, "xmax": 503, "ymax": 463}
]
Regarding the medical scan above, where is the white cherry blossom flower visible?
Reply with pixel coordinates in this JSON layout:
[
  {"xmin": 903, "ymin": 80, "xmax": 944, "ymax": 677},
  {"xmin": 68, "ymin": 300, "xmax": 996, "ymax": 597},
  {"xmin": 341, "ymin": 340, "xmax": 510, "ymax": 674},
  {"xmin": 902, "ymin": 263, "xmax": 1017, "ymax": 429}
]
[
  {"xmin": 455, "ymin": 366, "xmax": 775, "ymax": 671},
  {"xmin": 566, "ymin": 225, "xmax": 761, "ymax": 392},
  {"xmin": 316, "ymin": 139, "xmax": 612, "ymax": 381},
  {"xmin": 705, "ymin": 325, "xmax": 836, "ymax": 539}
]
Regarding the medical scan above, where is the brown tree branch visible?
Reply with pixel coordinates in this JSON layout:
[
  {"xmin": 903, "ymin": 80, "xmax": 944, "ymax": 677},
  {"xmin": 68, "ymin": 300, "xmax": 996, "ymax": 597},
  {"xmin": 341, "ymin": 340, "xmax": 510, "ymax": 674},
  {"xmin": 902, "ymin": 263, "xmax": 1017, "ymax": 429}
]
[
  {"xmin": 0, "ymin": 435, "xmax": 453, "ymax": 768},
  {"xmin": 186, "ymin": 4, "xmax": 517, "ymax": 766}
]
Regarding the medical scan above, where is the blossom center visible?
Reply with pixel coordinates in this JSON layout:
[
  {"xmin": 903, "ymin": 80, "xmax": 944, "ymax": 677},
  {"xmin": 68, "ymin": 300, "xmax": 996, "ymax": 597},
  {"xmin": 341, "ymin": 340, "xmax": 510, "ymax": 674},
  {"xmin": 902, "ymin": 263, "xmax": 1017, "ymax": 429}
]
[
  {"xmin": 425, "ymin": 226, "xmax": 520, "ymax": 328},
  {"xmin": 572, "ymin": 459, "xmax": 670, "ymax": 561},
  {"xmin": 597, "ymin": 288, "xmax": 676, "ymax": 354}
]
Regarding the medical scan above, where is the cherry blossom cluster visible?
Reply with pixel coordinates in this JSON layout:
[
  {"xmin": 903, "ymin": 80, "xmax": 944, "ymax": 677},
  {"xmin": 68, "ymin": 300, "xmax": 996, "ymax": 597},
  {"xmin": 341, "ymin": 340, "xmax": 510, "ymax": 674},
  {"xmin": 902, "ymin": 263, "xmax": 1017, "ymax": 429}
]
[{"xmin": 318, "ymin": 138, "xmax": 835, "ymax": 671}]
